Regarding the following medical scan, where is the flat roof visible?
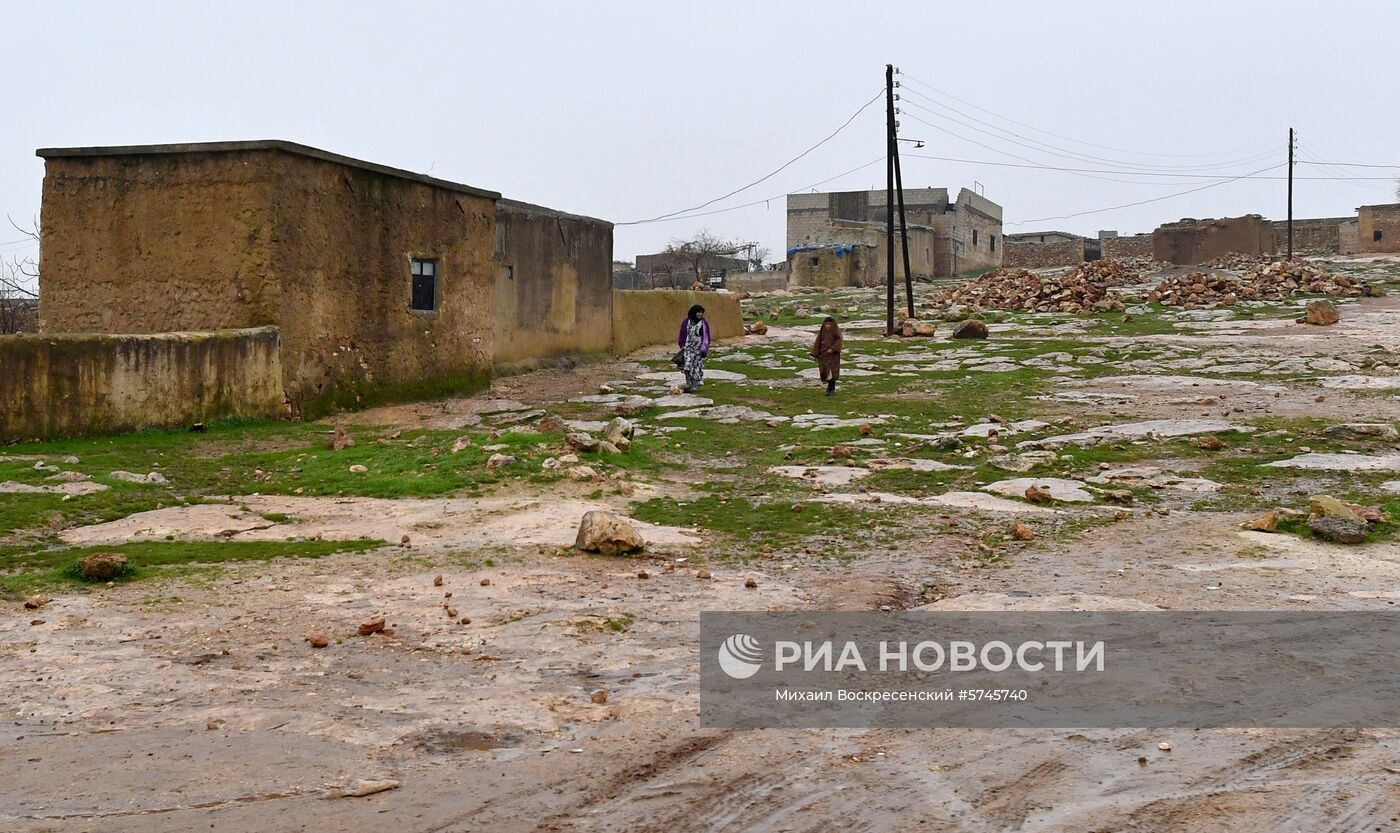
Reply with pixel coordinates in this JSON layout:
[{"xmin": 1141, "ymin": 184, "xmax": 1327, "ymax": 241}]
[{"xmin": 36, "ymin": 139, "xmax": 502, "ymax": 200}]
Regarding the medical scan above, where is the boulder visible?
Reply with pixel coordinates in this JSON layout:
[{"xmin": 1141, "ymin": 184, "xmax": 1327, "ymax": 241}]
[
  {"xmin": 536, "ymin": 415, "xmax": 568, "ymax": 435},
  {"xmin": 1308, "ymin": 495, "xmax": 1361, "ymax": 522},
  {"xmin": 602, "ymin": 417, "xmax": 634, "ymax": 449},
  {"xmin": 450, "ymin": 436, "xmax": 472, "ymax": 454},
  {"xmin": 486, "ymin": 453, "xmax": 515, "ymax": 469},
  {"xmin": 746, "ymin": 320, "xmax": 769, "ymax": 335},
  {"xmin": 1298, "ymin": 299, "xmax": 1339, "ymax": 326},
  {"xmin": 597, "ymin": 441, "xmax": 623, "ymax": 455},
  {"xmin": 566, "ymin": 433, "xmax": 600, "ymax": 453},
  {"xmin": 574, "ymin": 511, "xmax": 646, "ymax": 555},
  {"xmin": 1324, "ymin": 423, "xmax": 1400, "ymax": 442},
  {"xmin": 327, "ymin": 425, "xmax": 354, "ymax": 451},
  {"xmin": 1245, "ymin": 511, "xmax": 1279, "ymax": 532},
  {"xmin": 76, "ymin": 552, "xmax": 128, "ymax": 581},
  {"xmin": 566, "ymin": 466, "xmax": 598, "ymax": 480},
  {"xmin": 951, "ymin": 320, "xmax": 989, "ymax": 340},
  {"xmin": 1009, "ymin": 522, "xmax": 1035, "ymax": 541},
  {"xmin": 1307, "ymin": 516, "xmax": 1367, "ymax": 544}
]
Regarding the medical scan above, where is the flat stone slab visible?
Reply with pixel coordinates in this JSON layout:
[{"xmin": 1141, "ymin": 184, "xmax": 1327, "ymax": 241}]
[
  {"xmin": 1382, "ymin": 480, "xmax": 1400, "ymax": 494},
  {"xmin": 636, "ymin": 369, "xmax": 748, "ymax": 383},
  {"xmin": 653, "ymin": 394, "xmax": 713, "ymax": 408},
  {"xmin": 983, "ymin": 478, "xmax": 1093, "ymax": 503},
  {"xmin": 657, "ymin": 405, "xmax": 781, "ymax": 423},
  {"xmin": 768, "ymin": 465, "xmax": 870, "ymax": 487},
  {"xmin": 1264, "ymin": 452, "xmax": 1400, "ymax": 472},
  {"xmin": 1020, "ymin": 419, "xmax": 1252, "ymax": 449},
  {"xmin": 1317, "ymin": 375, "xmax": 1400, "ymax": 390},
  {"xmin": 960, "ymin": 419, "xmax": 1051, "ymax": 438},
  {"xmin": 866, "ymin": 458, "xmax": 969, "ymax": 472},
  {"xmin": 791, "ymin": 413, "xmax": 889, "ymax": 431},
  {"xmin": 927, "ymin": 491, "xmax": 1055, "ymax": 513},
  {"xmin": 795, "ymin": 367, "xmax": 882, "ymax": 379},
  {"xmin": 475, "ymin": 399, "xmax": 531, "ymax": 414},
  {"xmin": 0, "ymin": 480, "xmax": 109, "ymax": 496}
]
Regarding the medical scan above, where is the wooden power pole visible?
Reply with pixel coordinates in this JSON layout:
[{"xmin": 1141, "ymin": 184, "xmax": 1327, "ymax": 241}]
[
  {"xmin": 893, "ymin": 107, "xmax": 914, "ymax": 319},
  {"xmin": 1287, "ymin": 127, "xmax": 1295, "ymax": 261}
]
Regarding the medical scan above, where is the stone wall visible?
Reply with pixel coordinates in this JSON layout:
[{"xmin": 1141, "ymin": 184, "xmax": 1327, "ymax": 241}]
[
  {"xmin": 493, "ymin": 199, "xmax": 614, "ymax": 371},
  {"xmin": 1101, "ymin": 233, "xmax": 1153, "ymax": 259},
  {"xmin": 1359, "ymin": 204, "xmax": 1400, "ymax": 254},
  {"xmin": 725, "ymin": 270, "xmax": 789, "ymax": 294},
  {"xmin": 1003, "ymin": 238, "xmax": 1087, "ymax": 268},
  {"xmin": 610, "ymin": 290, "xmax": 742, "ymax": 357},
  {"xmin": 950, "ymin": 189, "xmax": 1004, "ymax": 273},
  {"xmin": 1266, "ymin": 218, "xmax": 1348, "ymax": 254},
  {"xmin": 1152, "ymin": 215, "xmax": 1275, "ymax": 265},
  {"xmin": 0, "ymin": 327, "xmax": 283, "ymax": 440}
]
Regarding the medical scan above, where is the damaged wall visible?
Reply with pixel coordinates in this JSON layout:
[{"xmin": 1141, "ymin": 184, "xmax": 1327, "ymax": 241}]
[
  {"xmin": 0, "ymin": 326, "xmax": 283, "ymax": 440},
  {"xmin": 1003, "ymin": 238, "xmax": 1088, "ymax": 268},
  {"xmin": 492, "ymin": 199, "xmax": 614, "ymax": 371},
  {"xmin": 1358, "ymin": 203, "xmax": 1400, "ymax": 253},
  {"xmin": 1152, "ymin": 215, "xmax": 1275, "ymax": 265},
  {"xmin": 610, "ymin": 290, "xmax": 741, "ymax": 357},
  {"xmin": 1101, "ymin": 233, "xmax": 1153, "ymax": 259}
]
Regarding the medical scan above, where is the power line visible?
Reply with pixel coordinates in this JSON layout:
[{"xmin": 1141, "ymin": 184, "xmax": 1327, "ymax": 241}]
[
  {"xmin": 902, "ymin": 151, "xmax": 1396, "ymax": 180},
  {"xmin": 1296, "ymin": 159, "xmax": 1400, "ymax": 169},
  {"xmin": 900, "ymin": 85, "xmax": 1277, "ymax": 173},
  {"xmin": 901, "ymin": 71, "xmax": 1276, "ymax": 161},
  {"xmin": 1004, "ymin": 162, "xmax": 1285, "ymax": 227},
  {"xmin": 619, "ymin": 156, "xmax": 885, "ymax": 226},
  {"xmin": 616, "ymin": 89, "xmax": 883, "ymax": 226}
]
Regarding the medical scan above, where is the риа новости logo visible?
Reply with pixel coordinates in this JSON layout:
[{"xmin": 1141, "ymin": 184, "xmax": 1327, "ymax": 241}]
[{"xmin": 718, "ymin": 633, "xmax": 763, "ymax": 679}]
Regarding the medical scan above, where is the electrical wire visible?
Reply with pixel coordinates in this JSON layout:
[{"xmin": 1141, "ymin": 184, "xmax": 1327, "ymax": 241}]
[
  {"xmin": 902, "ymin": 152, "xmax": 1397, "ymax": 180},
  {"xmin": 1004, "ymin": 162, "xmax": 1286, "ymax": 226},
  {"xmin": 616, "ymin": 89, "xmax": 884, "ymax": 226},
  {"xmin": 900, "ymin": 71, "xmax": 1277, "ymax": 161}
]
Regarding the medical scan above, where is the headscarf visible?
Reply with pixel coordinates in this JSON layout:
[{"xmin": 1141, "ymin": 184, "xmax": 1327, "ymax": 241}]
[{"xmin": 687, "ymin": 304, "xmax": 705, "ymax": 322}]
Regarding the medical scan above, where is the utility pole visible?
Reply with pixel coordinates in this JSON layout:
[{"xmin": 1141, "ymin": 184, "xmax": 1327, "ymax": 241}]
[
  {"xmin": 893, "ymin": 115, "xmax": 914, "ymax": 319},
  {"xmin": 885, "ymin": 63, "xmax": 896, "ymax": 336},
  {"xmin": 1287, "ymin": 127, "xmax": 1295, "ymax": 261}
]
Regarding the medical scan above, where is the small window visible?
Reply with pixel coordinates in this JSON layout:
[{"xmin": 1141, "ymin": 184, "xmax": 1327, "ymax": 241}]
[
  {"xmin": 990, "ymin": 235, "xmax": 996, "ymax": 252},
  {"xmin": 973, "ymin": 230, "xmax": 979, "ymax": 246},
  {"xmin": 1039, "ymin": 235, "xmax": 1045, "ymax": 243},
  {"xmin": 505, "ymin": 265, "xmax": 514, "ymax": 280},
  {"xmin": 924, "ymin": 248, "xmax": 930, "ymax": 265},
  {"xmin": 811, "ymin": 256, "xmax": 820, "ymax": 266},
  {"xmin": 1375, "ymin": 230, "xmax": 1384, "ymax": 242},
  {"xmin": 411, "ymin": 258, "xmax": 437, "ymax": 311}
]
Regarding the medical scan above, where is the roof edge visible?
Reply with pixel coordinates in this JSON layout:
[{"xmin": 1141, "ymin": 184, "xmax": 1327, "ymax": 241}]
[
  {"xmin": 497, "ymin": 197, "xmax": 612, "ymax": 227},
  {"xmin": 35, "ymin": 140, "xmax": 502, "ymax": 200}
]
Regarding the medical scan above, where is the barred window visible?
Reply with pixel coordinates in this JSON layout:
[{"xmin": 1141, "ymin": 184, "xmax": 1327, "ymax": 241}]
[{"xmin": 411, "ymin": 258, "xmax": 437, "ymax": 311}]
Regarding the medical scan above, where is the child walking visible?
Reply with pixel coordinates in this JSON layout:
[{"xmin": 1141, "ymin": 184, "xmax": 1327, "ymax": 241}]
[{"xmin": 811, "ymin": 316, "xmax": 843, "ymax": 396}]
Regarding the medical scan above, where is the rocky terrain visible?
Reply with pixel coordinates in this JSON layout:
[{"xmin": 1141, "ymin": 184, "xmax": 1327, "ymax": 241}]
[{"xmin": 2, "ymin": 254, "xmax": 1400, "ymax": 832}]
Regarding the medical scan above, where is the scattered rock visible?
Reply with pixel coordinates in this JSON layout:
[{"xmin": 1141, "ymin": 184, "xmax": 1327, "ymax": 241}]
[
  {"xmin": 566, "ymin": 465, "xmax": 598, "ymax": 480},
  {"xmin": 433, "ymin": 575, "xmax": 444, "ymax": 587},
  {"xmin": 696, "ymin": 568, "xmax": 712, "ymax": 580},
  {"xmin": 450, "ymin": 436, "xmax": 472, "ymax": 453},
  {"xmin": 76, "ymin": 552, "xmax": 128, "ymax": 581},
  {"xmin": 1324, "ymin": 423, "xmax": 1400, "ymax": 442},
  {"xmin": 486, "ymin": 453, "xmax": 515, "ymax": 469},
  {"xmin": 590, "ymin": 689, "xmax": 609, "ymax": 705},
  {"xmin": 23, "ymin": 595, "xmax": 48, "ymax": 610},
  {"xmin": 358, "ymin": 616, "xmax": 386, "ymax": 636},
  {"xmin": 480, "ymin": 578, "xmax": 491, "ymax": 586},
  {"xmin": 1157, "ymin": 742, "xmax": 1172, "ymax": 752},
  {"xmin": 445, "ymin": 606, "xmax": 459, "ymax": 618},
  {"xmin": 597, "ymin": 441, "xmax": 622, "ymax": 455},
  {"xmin": 1009, "ymin": 522, "xmax": 1035, "ymax": 541},
  {"xmin": 744, "ymin": 576, "xmax": 759, "ymax": 589},
  {"xmin": 951, "ymin": 319, "xmax": 989, "ymax": 340},
  {"xmin": 566, "ymin": 432, "xmax": 600, "ymax": 453},
  {"xmin": 746, "ymin": 320, "xmax": 769, "ymax": 335},
  {"xmin": 1245, "ymin": 511, "xmax": 1279, "ymax": 532},
  {"xmin": 325, "ymin": 778, "xmax": 400, "ymax": 798},
  {"xmin": 327, "ymin": 425, "xmax": 355, "ymax": 451},
  {"xmin": 1194, "ymin": 435, "xmax": 1225, "ymax": 451},
  {"xmin": 1308, "ymin": 495, "xmax": 1362, "ymax": 522},
  {"xmin": 1299, "ymin": 299, "xmax": 1340, "ymax": 326},
  {"xmin": 900, "ymin": 318, "xmax": 936, "ymax": 337},
  {"xmin": 602, "ymin": 417, "xmax": 634, "ymax": 450},
  {"xmin": 575, "ymin": 511, "xmax": 646, "ymax": 555},
  {"xmin": 1024, "ymin": 484, "xmax": 1052, "ymax": 503},
  {"xmin": 1307, "ymin": 516, "xmax": 1368, "ymax": 544},
  {"xmin": 348, "ymin": 464, "xmax": 368, "ymax": 474},
  {"xmin": 307, "ymin": 633, "xmax": 329, "ymax": 649},
  {"xmin": 831, "ymin": 445, "xmax": 853, "ymax": 460},
  {"xmin": 637, "ymin": 570, "xmax": 650, "ymax": 580}
]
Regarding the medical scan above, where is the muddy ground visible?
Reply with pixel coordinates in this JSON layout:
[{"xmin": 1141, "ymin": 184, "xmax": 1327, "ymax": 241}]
[{"xmin": 3, "ymin": 256, "xmax": 1400, "ymax": 831}]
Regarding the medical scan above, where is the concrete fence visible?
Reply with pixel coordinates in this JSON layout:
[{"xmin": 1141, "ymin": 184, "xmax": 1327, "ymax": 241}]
[
  {"xmin": 0, "ymin": 326, "xmax": 284, "ymax": 440},
  {"xmin": 610, "ymin": 290, "xmax": 743, "ymax": 357}
]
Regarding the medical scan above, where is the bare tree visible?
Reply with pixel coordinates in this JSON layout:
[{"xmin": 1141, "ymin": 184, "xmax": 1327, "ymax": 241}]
[
  {"xmin": 1, "ymin": 216, "xmax": 40, "ymax": 334},
  {"xmin": 663, "ymin": 229, "xmax": 754, "ymax": 284}
]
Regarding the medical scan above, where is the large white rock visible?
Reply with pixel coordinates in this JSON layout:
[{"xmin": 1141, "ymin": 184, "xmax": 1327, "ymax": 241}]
[
  {"xmin": 1265, "ymin": 453, "xmax": 1400, "ymax": 472},
  {"xmin": 574, "ymin": 511, "xmax": 646, "ymax": 555},
  {"xmin": 983, "ymin": 478, "xmax": 1094, "ymax": 503}
]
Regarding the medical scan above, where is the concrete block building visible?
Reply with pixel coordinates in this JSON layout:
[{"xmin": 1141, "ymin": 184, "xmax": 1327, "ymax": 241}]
[{"xmin": 785, "ymin": 187, "xmax": 1002, "ymax": 284}]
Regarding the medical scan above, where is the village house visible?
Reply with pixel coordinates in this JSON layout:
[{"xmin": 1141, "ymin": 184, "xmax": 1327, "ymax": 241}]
[{"xmin": 785, "ymin": 187, "xmax": 1002, "ymax": 285}]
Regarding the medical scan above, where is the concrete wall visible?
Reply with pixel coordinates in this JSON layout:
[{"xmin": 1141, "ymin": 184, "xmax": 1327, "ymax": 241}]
[
  {"xmin": 1359, "ymin": 204, "xmax": 1400, "ymax": 253},
  {"xmin": 1340, "ymin": 219, "xmax": 1360, "ymax": 254},
  {"xmin": 1101, "ymin": 233, "xmax": 1153, "ymax": 259},
  {"xmin": 1152, "ymin": 215, "xmax": 1275, "ymax": 265},
  {"xmin": 1003, "ymin": 238, "xmax": 1087, "ymax": 268},
  {"xmin": 610, "ymin": 290, "xmax": 742, "ymax": 357},
  {"xmin": 493, "ymin": 199, "xmax": 614, "ymax": 370},
  {"xmin": 0, "ymin": 326, "xmax": 283, "ymax": 440}
]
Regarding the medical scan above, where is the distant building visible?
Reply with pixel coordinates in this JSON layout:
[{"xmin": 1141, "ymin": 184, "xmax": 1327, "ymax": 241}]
[
  {"xmin": 1358, "ymin": 203, "xmax": 1400, "ymax": 253},
  {"xmin": 785, "ymin": 187, "xmax": 1002, "ymax": 284},
  {"xmin": 1003, "ymin": 231, "xmax": 1100, "ymax": 268}
]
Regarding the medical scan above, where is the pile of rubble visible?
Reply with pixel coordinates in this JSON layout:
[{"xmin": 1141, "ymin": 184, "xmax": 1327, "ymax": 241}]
[
  {"xmin": 1063, "ymin": 258, "xmax": 1141, "ymax": 287},
  {"xmin": 930, "ymin": 266, "xmax": 1125, "ymax": 313},
  {"xmin": 1147, "ymin": 260, "xmax": 1373, "ymax": 307},
  {"xmin": 1204, "ymin": 253, "xmax": 1270, "ymax": 270}
]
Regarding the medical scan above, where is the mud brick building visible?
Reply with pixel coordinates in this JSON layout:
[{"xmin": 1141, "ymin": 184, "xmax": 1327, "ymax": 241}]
[
  {"xmin": 785, "ymin": 187, "xmax": 1002, "ymax": 281},
  {"xmin": 35, "ymin": 141, "xmax": 613, "ymax": 415},
  {"xmin": 1358, "ymin": 203, "xmax": 1400, "ymax": 254},
  {"xmin": 1152, "ymin": 215, "xmax": 1274, "ymax": 265},
  {"xmin": 1003, "ymin": 231, "xmax": 1100, "ymax": 268}
]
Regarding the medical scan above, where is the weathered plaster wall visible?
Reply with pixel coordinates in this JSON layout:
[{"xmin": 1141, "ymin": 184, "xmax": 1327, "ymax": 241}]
[
  {"xmin": 0, "ymin": 327, "xmax": 283, "ymax": 440},
  {"xmin": 1359, "ymin": 204, "xmax": 1400, "ymax": 254},
  {"xmin": 610, "ymin": 290, "xmax": 741, "ymax": 357},
  {"xmin": 1152, "ymin": 215, "xmax": 1275, "ymax": 265},
  {"xmin": 38, "ymin": 151, "xmax": 280, "ymax": 334},
  {"xmin": 493, "ymin": 200, "xmax": 614, "ymax": 370}
]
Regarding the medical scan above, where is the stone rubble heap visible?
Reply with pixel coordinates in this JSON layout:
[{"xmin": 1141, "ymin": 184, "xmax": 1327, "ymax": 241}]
[
  {"xmin": 1147, "ymin": 260, "xmax": 1373, "ymax": 308},
  {"xmin": 929, "ymin": 261, "xmax": 1132, "ymax": 313}
]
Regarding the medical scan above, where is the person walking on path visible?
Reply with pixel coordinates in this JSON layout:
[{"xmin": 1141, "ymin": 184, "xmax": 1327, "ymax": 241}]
[
  {"xmin": 811, "ymin": 316, "xmax": 843, "ymax": 396},
  {"xmin": 678, "ymin": 304, "xmax": 711, "ymax": 393}
]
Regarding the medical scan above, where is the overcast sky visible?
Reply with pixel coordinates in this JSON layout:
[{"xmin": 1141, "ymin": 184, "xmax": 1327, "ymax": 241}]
[{"xmin": 3, "ymin": 0, "xmax": 1397, "ymax": 278}]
